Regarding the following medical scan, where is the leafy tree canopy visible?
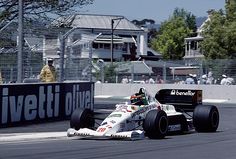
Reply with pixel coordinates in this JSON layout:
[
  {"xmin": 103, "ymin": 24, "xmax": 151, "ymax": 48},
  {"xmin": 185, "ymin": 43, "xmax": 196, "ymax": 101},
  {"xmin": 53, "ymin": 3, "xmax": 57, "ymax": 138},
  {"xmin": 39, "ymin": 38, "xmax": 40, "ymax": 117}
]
[
  {"xmin": 173, "ymin": 8, "xmax": 197, "ymax": 33},
  {"xmin": 201, "ymin": 0, "xmax": 236, "ymax": 59},
  {"xmin": 131, "ymin": 19, "xmax": 155, "ymax": 26},
  {"xmin": 0, "ymin": 0, "xmax": 94, "ymax": 23},
  {"xmin": 151, "ymin": 8, "xmax": 194, "ymax": 60}
]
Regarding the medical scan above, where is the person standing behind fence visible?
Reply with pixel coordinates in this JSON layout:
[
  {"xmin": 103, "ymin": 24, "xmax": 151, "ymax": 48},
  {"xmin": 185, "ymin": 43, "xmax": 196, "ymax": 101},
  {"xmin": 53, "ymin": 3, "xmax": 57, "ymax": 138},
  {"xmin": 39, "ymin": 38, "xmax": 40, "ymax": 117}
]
[
  {"xmin": 40, "ymin": 58, "xmax": 57, "ymax": 82},
  {"xmin": 185, "ymin": 74, "xmax": 195, "ymax": 84},
  {"xmin": 121, "ymin": 76, "xmax": 129, "ymax": 84},
  {"xmin": 0, "ymin": 70, "xmax": 2, "ymax": 84},
  {"xmin": 220, "ymin": 74, "xmax": 228, "ymax": 85}
]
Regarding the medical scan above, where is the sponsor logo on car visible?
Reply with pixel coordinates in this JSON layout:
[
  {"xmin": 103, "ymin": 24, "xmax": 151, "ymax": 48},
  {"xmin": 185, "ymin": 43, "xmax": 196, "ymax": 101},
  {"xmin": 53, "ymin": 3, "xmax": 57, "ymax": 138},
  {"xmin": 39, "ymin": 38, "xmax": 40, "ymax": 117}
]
[
  {"xmin": 131, "ymin": 104, "xmax": 157, "ymax": 118},
  {"xmin": 168, "ymin": 124, "xmax": 181, "ymax": 131},
  {"xmin": 170, "ymin": 90, "xmax": 195, "ymax": 96}
]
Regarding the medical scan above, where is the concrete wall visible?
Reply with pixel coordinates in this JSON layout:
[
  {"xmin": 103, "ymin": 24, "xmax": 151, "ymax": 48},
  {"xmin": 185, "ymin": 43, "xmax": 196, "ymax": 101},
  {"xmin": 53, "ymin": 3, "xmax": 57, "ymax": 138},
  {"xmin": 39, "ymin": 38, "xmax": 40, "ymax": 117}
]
[{"xmin": 95, "ymin": 83, "xmax": 236, "ymax": 103}]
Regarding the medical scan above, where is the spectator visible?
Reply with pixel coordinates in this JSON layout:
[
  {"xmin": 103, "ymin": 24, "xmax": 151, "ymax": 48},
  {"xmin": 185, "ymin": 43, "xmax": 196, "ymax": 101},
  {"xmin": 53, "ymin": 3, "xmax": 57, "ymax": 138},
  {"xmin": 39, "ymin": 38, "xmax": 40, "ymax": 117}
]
[
  {"xmin": 0, "ymin": 70, "xmax": 2, "ymax": 84},
  {"xmin": 174, "ymin": 76, "xmax": 185, "ymax": 84},
  {"xmin": 140, "ymin": 75, "xmax": 146, "ymax": 84},
  {"xmin": 40, "ymin": 58, "xmax": 57, "ymax": 82},
  {"xmin": 220, "ymin": 74, "xmax": 228, "ymax": 85},
  {"xmin": 200, "ymin": 74, "xmax": 207, "ymax": 84},
  {"xmin": 226, "ymin": 77, "xmax": 235, "ymax": 85},
  {"xmin": 192, "ymin": 74, "xmax": 198, "ymax": 84},
  {"xmin": 156, "ymin": 75, "xmax": 164, "ymax": 84},
  {"xmin": 96, "ymin": 80, "xmax": 101, "ymax": 84},
  {"xmin": 206, "ymin": 71, "xmax": 214, "ymax": 84},
  {"xmin": 185, "ymin": 74, "xmax": 195, "ymax": 84},
  {"xmin": 148, "ymin": 76, "xmax": 155, "ymax": 84},
  {"xmin": 121, "ymin": 76, "xmax": 129, "ymax": 84}
]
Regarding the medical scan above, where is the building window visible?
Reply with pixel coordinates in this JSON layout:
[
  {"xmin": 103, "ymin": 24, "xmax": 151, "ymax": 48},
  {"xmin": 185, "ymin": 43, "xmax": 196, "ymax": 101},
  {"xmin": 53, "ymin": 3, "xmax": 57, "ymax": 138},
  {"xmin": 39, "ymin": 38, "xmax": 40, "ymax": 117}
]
[
  {"xmin": 93, "ymin": 43, "xmax": 98, "ymax": 49},
  {"xmin": 104, "ymin": 43, "xmax": 110, "ymax": 49}
]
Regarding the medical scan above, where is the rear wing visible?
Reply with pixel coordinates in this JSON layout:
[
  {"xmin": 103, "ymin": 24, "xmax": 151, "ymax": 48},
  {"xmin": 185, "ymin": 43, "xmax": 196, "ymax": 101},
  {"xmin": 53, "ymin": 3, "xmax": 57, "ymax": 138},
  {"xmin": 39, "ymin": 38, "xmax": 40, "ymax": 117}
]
[{"xmin": 155, "ymin": 89, "xmax": 202, "ymax": 111}]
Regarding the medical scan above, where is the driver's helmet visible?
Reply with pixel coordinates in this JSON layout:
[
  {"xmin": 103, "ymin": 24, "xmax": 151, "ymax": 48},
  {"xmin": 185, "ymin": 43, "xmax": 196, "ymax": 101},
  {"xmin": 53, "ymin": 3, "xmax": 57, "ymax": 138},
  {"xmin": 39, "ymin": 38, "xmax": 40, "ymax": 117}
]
[{"xmin": 130, "ymin": 93, "xmax": 148, "ymax": 105}]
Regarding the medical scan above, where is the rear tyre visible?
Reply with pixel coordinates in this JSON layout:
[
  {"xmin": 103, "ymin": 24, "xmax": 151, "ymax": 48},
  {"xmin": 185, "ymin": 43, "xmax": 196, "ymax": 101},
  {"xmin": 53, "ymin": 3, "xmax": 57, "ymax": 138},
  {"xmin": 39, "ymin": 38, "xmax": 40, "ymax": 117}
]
[
  {"xmin": 70, "ymin": 108, "xmax": 95, "ymax": 130},
  {"xmin": 193, "ymin": 105, "xmax": 219, "ymax": 132},
  {"xmin": 143, "ymin": 110, "xmax": 168, "ymax": 139}
]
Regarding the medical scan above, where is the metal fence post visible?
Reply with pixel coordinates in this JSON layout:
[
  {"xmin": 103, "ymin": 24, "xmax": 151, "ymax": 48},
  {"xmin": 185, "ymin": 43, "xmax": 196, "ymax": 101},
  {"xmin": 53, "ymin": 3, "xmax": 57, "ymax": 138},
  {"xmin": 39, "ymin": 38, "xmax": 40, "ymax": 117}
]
[
  {"xmin": 131, "ymin": 62, "xmax": 134, "ymax": 83},
  {"xmin": 17, "ymin": 0, "xmax": 23, "ymax": 83},
  {"xmin": 163, "ymin": 62, "xmax": 167, "ymax": 83},
  {"xmin": 89, "ymin": 42, "xmax": 92, "ymax": 82},
  {"xmin": 59, "ymin": 35, "xmax": 65, "ymax": 82}
]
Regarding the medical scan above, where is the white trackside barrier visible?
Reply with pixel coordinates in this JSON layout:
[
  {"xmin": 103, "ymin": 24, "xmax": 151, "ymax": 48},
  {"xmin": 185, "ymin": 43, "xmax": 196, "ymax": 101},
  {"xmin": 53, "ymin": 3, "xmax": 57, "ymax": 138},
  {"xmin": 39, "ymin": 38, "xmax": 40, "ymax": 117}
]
[{"xmin": 95, "ymin": 83, "xmax": 236, "ymax": 103}]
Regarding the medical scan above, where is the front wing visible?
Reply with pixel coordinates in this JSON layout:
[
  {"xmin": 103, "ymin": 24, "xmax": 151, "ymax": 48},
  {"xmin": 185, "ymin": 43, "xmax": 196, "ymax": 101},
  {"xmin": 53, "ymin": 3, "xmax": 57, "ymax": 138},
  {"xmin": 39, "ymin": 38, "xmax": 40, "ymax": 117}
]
[{"xmin": 67, "ymin": 128, "xmax": 144, "ymax": 140}]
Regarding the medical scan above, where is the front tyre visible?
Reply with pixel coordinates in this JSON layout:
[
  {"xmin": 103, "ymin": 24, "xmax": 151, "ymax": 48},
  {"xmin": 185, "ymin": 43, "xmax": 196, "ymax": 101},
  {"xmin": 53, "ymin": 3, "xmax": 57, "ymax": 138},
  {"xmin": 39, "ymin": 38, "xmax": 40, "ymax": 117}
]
[
  {"xmin": 143, "ymin": 110, "xmax": 168, "ymax": 139},
  {"xmin": 193, "ymin": 105, "xmax": 219, "ymax": 132},
  {"xmin": 70, "ymin": 108, "xmax": 95, "ymax": 130}
]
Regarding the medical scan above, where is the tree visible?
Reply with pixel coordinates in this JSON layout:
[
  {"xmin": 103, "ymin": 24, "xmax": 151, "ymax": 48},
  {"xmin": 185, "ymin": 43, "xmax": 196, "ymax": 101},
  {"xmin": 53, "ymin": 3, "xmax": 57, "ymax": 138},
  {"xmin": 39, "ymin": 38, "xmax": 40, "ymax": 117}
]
[
  {"xmin": 131, "ymin": 19, "xmax": 155, "ymax": 26},
  {"xmin": 103, "ymin": 63, "xmax": 117, "ymax": 83},
  {"xmin": 151, "ymin": 17, "xmax": 190, "ymax": 60},
  {"xmin": 200, "ymin": 11, "xmax": 228, "ymax": 59},
  {"xmin": 173, "ymin": 8, "xmax": 197, "ymax": 34},
  {"xmin": 200, "ymin": 0, "xmax": 236, "ymax": 78},
  {"xmin": 200, "ymin": 0, "xmax": 236, "ymax": 59},
  {"xmin": 93, "ymin": 61, "xmax": 118, "ymax": 83},
  {"xmin": 151, "ymin": 8, "xmax": 194, "ymax": 60},
  {"xmin": 225, "ymin": 0, "xmax": 236, "ymax": 21},
  {"xmin": 0, "ymin": 0, "xmax": 94, "ymax": 23}
]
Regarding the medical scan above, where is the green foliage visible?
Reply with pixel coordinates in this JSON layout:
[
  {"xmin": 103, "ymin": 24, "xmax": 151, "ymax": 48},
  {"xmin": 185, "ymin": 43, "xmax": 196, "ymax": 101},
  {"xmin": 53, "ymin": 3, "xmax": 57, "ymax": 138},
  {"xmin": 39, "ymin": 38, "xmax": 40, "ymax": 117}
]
[
  {"xmin": 131, "ymin": 19, "xmax": 155, "ymax": 26},
  {"xmin": 151, "ymin": 8, "xmax": 195, "ymax": 60},
  {"xmin": 173, "ymin": 8, "xmax": 197, "ymax": 32},
  {"xmin": 104, "ymin": 63, "xmax": 118, "ymax": 83},
  {"xmin": 200, "ymin": 1, "xmax": 236, "ymax": 59},
  {"xmin": 225, "ymin": 0, "xmax": 236, "ymax": 21},
  {"xmin": 93, "ymin": 63, "xmax": 118, "ymax": 83},
  {"xmin": 0, "ymin": 0, "xmax": 94, "ymax": 22},
  {"xmin": 151, "ymin": 16, "xmax": 191, "ymax": 60}
]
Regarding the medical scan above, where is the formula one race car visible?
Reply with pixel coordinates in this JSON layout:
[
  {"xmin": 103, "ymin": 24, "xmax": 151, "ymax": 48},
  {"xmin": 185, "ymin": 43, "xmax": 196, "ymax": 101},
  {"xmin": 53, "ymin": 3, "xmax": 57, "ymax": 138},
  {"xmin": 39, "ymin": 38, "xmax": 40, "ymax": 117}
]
[{"xmin": 67, "ymin": 88, "xmax": 219, "ymax": 140}]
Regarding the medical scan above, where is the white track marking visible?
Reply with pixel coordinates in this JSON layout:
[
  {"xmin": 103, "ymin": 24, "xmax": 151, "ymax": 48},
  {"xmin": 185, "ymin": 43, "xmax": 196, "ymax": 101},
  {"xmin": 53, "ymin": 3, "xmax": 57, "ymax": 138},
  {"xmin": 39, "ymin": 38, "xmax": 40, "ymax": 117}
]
[{"xmin": 0, "ymin": 132, "xmax": 66, "ymax": 142}]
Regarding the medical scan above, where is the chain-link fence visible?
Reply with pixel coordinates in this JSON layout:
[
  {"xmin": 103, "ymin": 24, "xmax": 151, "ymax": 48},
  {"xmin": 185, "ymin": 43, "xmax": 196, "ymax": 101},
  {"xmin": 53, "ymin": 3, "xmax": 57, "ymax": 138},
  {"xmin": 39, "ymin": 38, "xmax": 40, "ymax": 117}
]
[
  {"xmin": 0, "ymin": 50, "xmax": 43, "ymax": 83},
  {"xmin": 92, "ymin": 59, "xmax": 236, "ymax": 85},
  {"xmin": 0, "ymin": 22, "xmax": 235, "ymax": 85},
  {"xmin": 1, "ymin": 50, "xmax": 235, "ymax": 85},
  {"xmin": 0, "ymin": 22, "xmax": 94, "ymax": 83}
]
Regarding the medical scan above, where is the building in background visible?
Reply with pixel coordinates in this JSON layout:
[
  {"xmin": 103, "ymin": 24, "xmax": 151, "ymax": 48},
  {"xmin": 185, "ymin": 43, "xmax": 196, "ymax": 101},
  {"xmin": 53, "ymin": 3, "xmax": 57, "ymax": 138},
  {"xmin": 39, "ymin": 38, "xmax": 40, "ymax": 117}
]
[
  {"xmin": 48, "ymin": 14, "xmax": 162, "ymax": 62},
  {"xmin": 183, "ymin": 10, "xmax": 215, "ymax": 66}
]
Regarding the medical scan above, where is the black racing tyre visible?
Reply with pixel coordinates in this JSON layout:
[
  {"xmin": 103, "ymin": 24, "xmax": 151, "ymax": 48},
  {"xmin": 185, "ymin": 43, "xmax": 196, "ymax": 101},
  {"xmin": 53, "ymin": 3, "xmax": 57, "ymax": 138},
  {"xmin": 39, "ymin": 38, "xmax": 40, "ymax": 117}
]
[
  {"xmin": 70, "ymin": 108, "xmax": 95, "ymax": 130},
  {"xmin": 143, "ymin": 110, "xmax": 168, "ymax": 139},
  {"xmin": 193, "ymin": 105, "xmax": 219, "ymax": 132}
]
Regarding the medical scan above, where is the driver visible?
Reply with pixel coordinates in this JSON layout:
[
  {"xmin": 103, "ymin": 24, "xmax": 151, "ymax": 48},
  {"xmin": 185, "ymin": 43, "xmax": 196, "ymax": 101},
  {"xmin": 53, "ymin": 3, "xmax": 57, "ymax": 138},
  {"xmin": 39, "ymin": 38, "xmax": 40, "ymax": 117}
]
[{"xmin": 130, "ymin": 93, "xmax": 148, "ymax": 105}]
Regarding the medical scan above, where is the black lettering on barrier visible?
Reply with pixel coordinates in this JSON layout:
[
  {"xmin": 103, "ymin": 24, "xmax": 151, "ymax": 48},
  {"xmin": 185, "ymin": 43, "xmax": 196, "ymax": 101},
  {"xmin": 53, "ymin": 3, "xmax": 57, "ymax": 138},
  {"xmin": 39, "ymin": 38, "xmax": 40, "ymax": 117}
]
[
  {"xmin": 1, "ymin": 85, "xmax": 60, "ymax": 124},
  {"xmin": 65, "ymin": 84, "xmax": 93, "ymax": 116},
  {"xmin": 0, "ymin": 82, "xmax": 94, "ymax": 128}
]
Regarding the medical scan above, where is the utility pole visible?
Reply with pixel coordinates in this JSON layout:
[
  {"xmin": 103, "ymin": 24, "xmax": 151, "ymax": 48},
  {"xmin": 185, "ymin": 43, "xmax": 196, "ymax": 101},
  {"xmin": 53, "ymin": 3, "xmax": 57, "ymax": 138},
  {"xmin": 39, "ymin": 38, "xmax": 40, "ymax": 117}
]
[
  {"xmin": 111, "ymin": 19, "xmax": 114, "ymax": 64},
  {"xmin": 17, "ymin": 0, "xmax": 23, "ymax": 83},
  {"xmin": 110, "ymin": 17, "xmax": 124, "ymax": 65}
]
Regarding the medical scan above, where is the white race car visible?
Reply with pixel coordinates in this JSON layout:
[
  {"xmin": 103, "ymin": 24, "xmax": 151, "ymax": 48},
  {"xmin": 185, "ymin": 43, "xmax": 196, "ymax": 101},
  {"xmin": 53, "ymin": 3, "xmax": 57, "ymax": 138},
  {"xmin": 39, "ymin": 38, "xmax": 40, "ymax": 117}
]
[{"xmin": 67, "ymin": 88, "xmax": 219, "ymax": 140}]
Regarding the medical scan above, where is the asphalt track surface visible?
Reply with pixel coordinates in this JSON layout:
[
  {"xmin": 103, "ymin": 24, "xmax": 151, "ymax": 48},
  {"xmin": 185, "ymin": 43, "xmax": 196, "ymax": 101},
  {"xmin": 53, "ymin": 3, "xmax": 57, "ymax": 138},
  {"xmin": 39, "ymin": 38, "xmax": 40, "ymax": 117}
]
[{"xmin": 0, "ymin": 98, "xmax": 236, "ymax": 159}]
